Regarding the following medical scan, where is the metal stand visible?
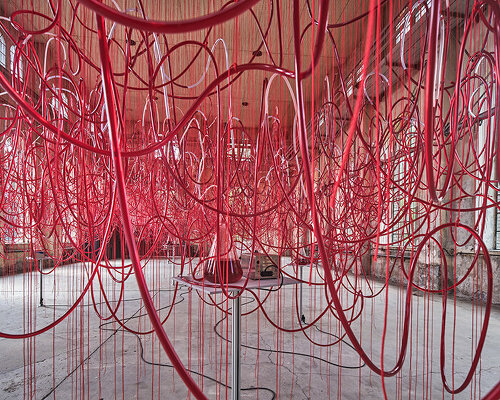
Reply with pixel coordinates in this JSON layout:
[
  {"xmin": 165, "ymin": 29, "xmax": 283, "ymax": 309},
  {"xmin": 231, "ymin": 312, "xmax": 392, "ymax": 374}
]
[
  {"xmin": 29, "ymin": 252, "xmax": 47, "ymax": 307},
  {"xmin": 299, "ymin": 264, "xmax": 305, "ymax": 323},
  {"xmin": 231, "ymin": 292, "xmax": 241, "ymax": 400},
  {"xmin": 172, "ymin": 275, "xmax": 300, "ymax": 400},
  {"xmin": 39, "ymin": 259, "xmax": 43, "ymax": 307}
]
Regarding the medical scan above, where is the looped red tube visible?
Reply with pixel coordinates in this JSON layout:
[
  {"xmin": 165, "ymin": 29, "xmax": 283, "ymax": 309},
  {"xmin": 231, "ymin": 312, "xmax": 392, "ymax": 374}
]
[
  {"xmin": 78, "ymin": 0, "xmax": 260, "ymax": 34},
  {"xmin": 95, "ymin": 15, "xmax": 208, "ymax": 400}
]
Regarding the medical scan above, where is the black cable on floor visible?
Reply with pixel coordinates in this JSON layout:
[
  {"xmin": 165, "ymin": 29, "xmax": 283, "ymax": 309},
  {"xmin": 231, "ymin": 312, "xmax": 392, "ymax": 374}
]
[
  {"xmin": 40, "ymin": 287, "xmax": 184, "ymax": 399},
  {"xmin": 98, "ymin": 291, "xmax": 277, "ymax": 399},
  {"xmin": 42, "ymin": 283, "xmax": 364, "ymax": 400},
  {"xmin": 134, "ymin": 330, "xmax": 276, "ymax": 399},
  {"xmin": 213, "ymin": 301, "xmax": 366, "ymax": 370}
]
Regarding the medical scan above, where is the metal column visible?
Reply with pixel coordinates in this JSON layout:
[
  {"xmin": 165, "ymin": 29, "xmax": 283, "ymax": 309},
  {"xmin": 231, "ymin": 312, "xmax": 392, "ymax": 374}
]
[
  {"xmin": 299, "ymin": 264, "xmax": 302, "ymax": 319},
  {"xmin": 39, "ymin": 259, "xmax": 44, "ymax": 307},
  {"xmin": 299, "ymin": 264, "xmax": 305, "ymax": 323},
  {"xmin": 232, "ymin": 292, "xmax": 241, "ymax": 400}
]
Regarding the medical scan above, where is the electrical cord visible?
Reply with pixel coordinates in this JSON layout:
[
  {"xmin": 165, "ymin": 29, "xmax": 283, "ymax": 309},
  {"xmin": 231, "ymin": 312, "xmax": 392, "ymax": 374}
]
[
  {"xmin": 93, "ymin": 289, "xmax": 364, "ymax": 400},
  {"xmin": 98, "ymin": 292, "xmax": 277, "ymax": 399},
  {"xmin": 213, "ymin": 311, "xmax": 366, "ymax": 370},
  {"xmin": 40, "ymin": 287, "xmax": 186, "ymax": 399}
]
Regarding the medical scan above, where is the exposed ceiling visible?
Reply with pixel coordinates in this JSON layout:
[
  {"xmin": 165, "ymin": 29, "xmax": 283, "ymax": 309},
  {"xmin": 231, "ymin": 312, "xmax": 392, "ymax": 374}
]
[{"xmin": 2, "ymin": 0, "xmax": 381, "ymax": 132}]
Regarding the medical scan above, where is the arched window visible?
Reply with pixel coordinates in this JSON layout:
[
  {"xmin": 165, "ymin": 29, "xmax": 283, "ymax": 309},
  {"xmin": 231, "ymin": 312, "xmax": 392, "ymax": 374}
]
[{"xmin": 0, "ymin": 34, "xmax": 6, "ymax": 68}]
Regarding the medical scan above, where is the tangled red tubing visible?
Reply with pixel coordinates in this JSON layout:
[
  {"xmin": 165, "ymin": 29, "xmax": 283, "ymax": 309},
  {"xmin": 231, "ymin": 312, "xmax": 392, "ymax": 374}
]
[{"xmin": 0, "ymin": 0, "xmax": 499, "ymax": 399}]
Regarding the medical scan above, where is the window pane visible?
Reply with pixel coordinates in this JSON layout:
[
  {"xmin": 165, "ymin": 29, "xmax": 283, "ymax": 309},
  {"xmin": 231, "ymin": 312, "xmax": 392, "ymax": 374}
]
[
  {"xmin": 10, "ymin": 45, "xmax": 23, "ymax": 79},
  {"xmin": 0, "ymin": 34, "xmax": 6, "ymax": 68}
]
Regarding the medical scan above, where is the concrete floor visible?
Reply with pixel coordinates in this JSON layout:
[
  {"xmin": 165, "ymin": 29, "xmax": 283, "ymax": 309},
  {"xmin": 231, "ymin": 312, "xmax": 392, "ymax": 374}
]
[{"xmin": 0, "ymin": 259, "xmax": 498, "ymax": 399}]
